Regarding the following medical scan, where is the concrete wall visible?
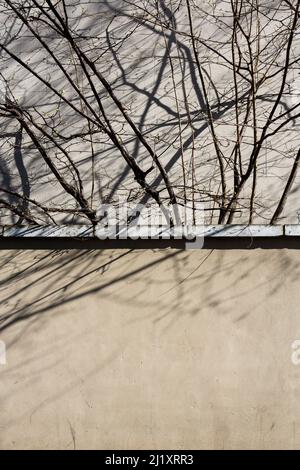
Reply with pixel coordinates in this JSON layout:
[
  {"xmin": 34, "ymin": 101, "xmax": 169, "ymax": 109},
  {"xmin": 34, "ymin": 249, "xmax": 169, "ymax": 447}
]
[
  {"xmin": 1, "ymin": 246, "xmax": 300, "ymax": 449},
  {"xmin": 1, "ymin": 0, "xmax": 300, "ymax": 225}
]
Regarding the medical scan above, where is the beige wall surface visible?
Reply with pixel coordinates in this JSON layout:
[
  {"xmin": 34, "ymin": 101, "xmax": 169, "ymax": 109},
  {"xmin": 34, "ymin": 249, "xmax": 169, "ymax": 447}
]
[{"xmin": 1, "ymin": 247, "xmax": 300, "ymax": 450}]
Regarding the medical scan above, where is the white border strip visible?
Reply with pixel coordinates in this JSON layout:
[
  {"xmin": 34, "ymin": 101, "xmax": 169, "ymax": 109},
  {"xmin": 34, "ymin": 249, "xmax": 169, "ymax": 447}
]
[
  {"xmin": 0, "ymin": 224, "xmax": 288, "ymax": 238},
  {"xmin": 285, "ymin": 226, "xmax": 300, "ymax": 236},
  {"xmin": 202, "ymin": 225, "xmax": 283, "ymax": 237}
]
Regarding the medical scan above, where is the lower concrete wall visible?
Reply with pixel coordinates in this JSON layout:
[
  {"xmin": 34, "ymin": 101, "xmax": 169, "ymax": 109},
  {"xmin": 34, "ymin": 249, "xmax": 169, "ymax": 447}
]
[{"xmin": 0, "ymin": 247, "xmax": 300, "ymax": 449}]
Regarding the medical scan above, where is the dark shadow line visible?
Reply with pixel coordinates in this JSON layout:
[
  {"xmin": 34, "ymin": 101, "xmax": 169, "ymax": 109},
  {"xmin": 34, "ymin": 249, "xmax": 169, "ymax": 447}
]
[{"xmin": 2, "ymin": 236, "xmax": 300, "ymax": 250}]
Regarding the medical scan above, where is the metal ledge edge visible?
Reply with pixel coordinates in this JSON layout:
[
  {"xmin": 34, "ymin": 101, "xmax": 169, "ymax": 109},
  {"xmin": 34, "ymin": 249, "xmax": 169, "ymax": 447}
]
[{"xmin": 0, "ymin": 224, "xmax": 298, "ymax": 238}]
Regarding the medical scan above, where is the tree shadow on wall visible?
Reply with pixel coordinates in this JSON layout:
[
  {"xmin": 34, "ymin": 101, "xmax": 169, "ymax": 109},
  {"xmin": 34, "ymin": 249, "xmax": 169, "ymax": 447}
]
[{"xmin": 1, "ymin": 239, "xmax": 299, "ymax": 336}]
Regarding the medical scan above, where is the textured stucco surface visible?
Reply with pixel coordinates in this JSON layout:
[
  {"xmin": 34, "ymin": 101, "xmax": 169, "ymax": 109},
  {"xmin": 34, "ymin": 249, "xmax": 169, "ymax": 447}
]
[{"xmin": 1, "ymin": 247, "xmax": 300, "ymax": 449}]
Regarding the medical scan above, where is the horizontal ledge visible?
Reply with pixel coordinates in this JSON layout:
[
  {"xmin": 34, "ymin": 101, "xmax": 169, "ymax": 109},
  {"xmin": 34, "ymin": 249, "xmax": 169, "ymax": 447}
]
[
  {"xmin": 0, "ymin": 225, "xmax": 94, "ymax": 238},
  {"xmin": 0, "ymin": 224, "xmax": 288, "ymax": 239},
  {"xmin": 285, "ymin": 225, "xmax": 300, "ymax": 236}
]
